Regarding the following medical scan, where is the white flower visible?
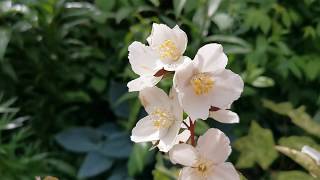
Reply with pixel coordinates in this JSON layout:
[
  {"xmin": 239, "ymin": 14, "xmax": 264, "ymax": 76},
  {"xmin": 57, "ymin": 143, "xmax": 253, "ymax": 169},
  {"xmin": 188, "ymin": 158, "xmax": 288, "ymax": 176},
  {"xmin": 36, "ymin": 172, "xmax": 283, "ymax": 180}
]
[
  {"xmin": 169, "ymin": 128, "xmax": 239, "ymax": 180},
  {"xmin": 128, "ymin": 23, "xmax": 190, "ymax": 92},
  {"xmin": 301, "ymin": 145, "xmax": 320, "ymax": 165},
  {"xmin": 173, "ymin": 43, "xmax": 244, "ymax": 120},
  {"xmin": 131, "ymin": 86, "xmax": 183, "ymax": 152}
]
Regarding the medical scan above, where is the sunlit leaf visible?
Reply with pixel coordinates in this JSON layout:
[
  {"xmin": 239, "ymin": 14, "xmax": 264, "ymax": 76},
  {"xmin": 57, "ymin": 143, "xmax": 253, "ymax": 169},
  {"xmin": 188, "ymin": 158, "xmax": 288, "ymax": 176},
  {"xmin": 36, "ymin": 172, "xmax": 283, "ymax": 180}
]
[
  {"xmin": 276, "ymin": 146, "xmax": 320, "ymax": 178},
  {"xmin": 279, "ymin": 136, "xmax": 320, "ymax": 151},
  {"xmin": 234, "ymin": 121, "xmax": 278, "ymax": 169}
]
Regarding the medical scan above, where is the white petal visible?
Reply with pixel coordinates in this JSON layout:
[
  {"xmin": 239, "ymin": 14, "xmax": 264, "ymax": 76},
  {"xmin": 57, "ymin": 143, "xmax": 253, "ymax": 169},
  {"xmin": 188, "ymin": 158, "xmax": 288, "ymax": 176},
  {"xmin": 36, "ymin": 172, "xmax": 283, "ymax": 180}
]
[
  {"xmin": 131, "ymin": 115, "xmax": 163, "ymax": 143},
  {"xmin": 169, "ymin": 87, "xmax": 183, "ymax": 121},
  {"xmin": 128, "ymin": 41, "xmax": 161, "ymax": 76},
  {"xmin": 181, "ymin": 117, "xmax": 190, "ymax": 128},
  {"xmin": 209, "ymin": 162, "xmax": 240, "ymax": 180},
  {"xmin": 193, "ymin": 43, "xmax": 228, "ymax": 73},
  {"xmin": 209, "ymin": 69, "xmax": 244, "ymax": 108},
  {"xmin": 196, "ymin": 128, "xmax": 231, "ymax": 164},
  {"xmin": 157, "ymin": 120, "xmax": 182, "ymax": 152},
  {"xmin": 179, "ymin": 86, "xmax": 211, "ymax": 120},
  {"xmin": 209, "ymin": 109, "xmax": 239, "ymax": 123},
  {"xmin": 301, "ymin": 145, "xmax": 320, "ymax": 165},
  {"xmin": 139, "ymin": 86, "xmax": 171, "ymax": 114},
  {"xmin": 169, "ymin": 144, "xmax": 198, "ymax": 166},
  {"xmin": 178, "ymin": 167, "xmax": 199, "ymax": 180},
  {"xmin": 173, "ymin": 59, "xmax": 195, "ymax": 93},
  {"xmin": 162, "ymin": 56, "xmax": 191, "ymax": 71},
  {"xmin": 175, "ymin": 130, "xmax": 191, "ymax": 143},
  {"xmin": 172, "ymin": 25, "xmax": 188, "ymax": 54},
  {"xmin": 127, "ymin": 75, "xmax": 162, "ymax": 92}
]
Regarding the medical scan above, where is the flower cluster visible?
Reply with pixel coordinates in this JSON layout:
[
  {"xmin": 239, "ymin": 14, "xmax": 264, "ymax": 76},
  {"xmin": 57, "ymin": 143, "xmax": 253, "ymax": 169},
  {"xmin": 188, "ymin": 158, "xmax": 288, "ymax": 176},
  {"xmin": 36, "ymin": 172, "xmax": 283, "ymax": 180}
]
[{"xmin": 127, "ymin": 23, "xmax": 244, "ymax": 180}]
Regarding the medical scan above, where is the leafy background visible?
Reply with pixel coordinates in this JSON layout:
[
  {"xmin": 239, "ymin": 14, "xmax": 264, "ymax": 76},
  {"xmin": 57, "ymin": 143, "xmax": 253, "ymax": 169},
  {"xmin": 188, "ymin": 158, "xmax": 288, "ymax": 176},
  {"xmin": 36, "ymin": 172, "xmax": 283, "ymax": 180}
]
[{"xmin": 0, "ymin": 0, "xmax": 320, "ymax": 179}]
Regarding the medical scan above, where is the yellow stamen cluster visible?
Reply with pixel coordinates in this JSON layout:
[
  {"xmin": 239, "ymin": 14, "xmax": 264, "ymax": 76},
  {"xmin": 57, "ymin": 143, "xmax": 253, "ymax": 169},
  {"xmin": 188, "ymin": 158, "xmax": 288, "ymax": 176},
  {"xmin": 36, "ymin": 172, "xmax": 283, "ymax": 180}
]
[
  {"xmin": 190, "ymin": 73, "xmax": 214, "ymax": 95},
  {"xmin": 152, "ymin": 108, "xmax": 174, "ymax": 129},
  {"xmin": 158, "ymin": 40, "xmax": 180, "ymax": 61},
  {"xmin": 194, "ymin": 159, "xmax": 213, "ymax": 178}
]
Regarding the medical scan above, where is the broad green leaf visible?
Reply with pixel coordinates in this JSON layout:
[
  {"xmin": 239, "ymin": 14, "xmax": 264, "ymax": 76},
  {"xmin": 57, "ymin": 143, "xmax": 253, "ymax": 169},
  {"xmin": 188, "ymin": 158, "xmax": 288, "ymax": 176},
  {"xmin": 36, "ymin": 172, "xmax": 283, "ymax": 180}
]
[
  {"xmin": 276, "ymin": 146, "xmax": 320, "ymax": 178},
  {"xmin": 234, "ymin": 121, "xmax": 278, "ymax": 169},
  {"xmin": 207, "ymin": 0, "xmax": 221, "ymax": 17},
  {"xmin": 205, "ymin": 35, "xmax": 252, "ymax": 54},
  {"xmin": 0, "ymin": 28, "xmax": 10, "ymax": 60},
  {"xmin": 263, "ymin": 100, "xmax": 320, "ymax": 138},
  {"xmin": 99, "ymin": 133, "xmax": 132, "ymax": 158},
  {"xmin": 128, "ymin": 143, "xmax": 153, "ymax": 177},
  {"xmin": 288, "ymin": 106, "xmax": 320, "ymax": 138},
  {"xmin": 212, "ymin": 13, "xmax": 233, "ymax": 30},
  {"xmin": 95, "ymin": 0, "xmax": 115, "ymax": 12},
  {"xmin": 116, "ymin": 7, "xmax": 133, "ymax": 24},
  {"xmin": 195, "ymin": 120, "xmax": 210, "ymax": 136},
  {"xmin": 262, "ymin": 99, "xmax": 294, "ymax": 116},
  {"xmin": 55, "ymin": 127, "xmax": 102, "ymax": 153},
  {"xmin": 273, "ymin": 171, "xmax": 313, "ymax": 180},
  {"xmin": 89, "ymin": 77, "xmax": 106, "ymax": 93},
  {"xmin": 63, "ymin": 91, "xmax": 91, "ymax": 103},
  {"xmin": 251, "ymin": 76, "xmax": 275, "ymax": 88},
  {"xmin": 279, "ymin": 136, "xmax": 320, "ymax": 151},
  {"xmin": 149, "ymin": 0, "xmax": 160, "ymax": 7},
  {"xmin": 78, "ymin": 152, "xmax": 113, "ymax": 178},
  {"xmin": 173, "ymin": 0, "xmax": 186, "ymax": 18}
]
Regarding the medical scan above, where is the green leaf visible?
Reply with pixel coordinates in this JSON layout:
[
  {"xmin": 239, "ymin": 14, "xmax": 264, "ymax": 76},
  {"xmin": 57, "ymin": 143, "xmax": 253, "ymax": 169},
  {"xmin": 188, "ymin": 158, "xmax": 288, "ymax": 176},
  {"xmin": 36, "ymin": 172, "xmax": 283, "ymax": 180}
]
[
  {"xmin": 78, "ymin": 152, "xmax": 113, "ymax": 178},
  {"xmin": 274, "ymin": 171, "xmax": 313, "ymax": 180},
  {"xmin": 279, "ymin": 136, "xmax": 320, "ymax": 151},
  {"xmin": 173, "ymin": 0, "xmax": 187, "ymax": 18},
  {"xmin": 89, "ymin": 77, "xmax": 106, "ymax": 93},
  {"xmin": 212, "ymin": 13, "xmax": 233, "ymax": 30},
  {"xmin": 0, "ymin": 28, "xmax": 11, "ymax": 60},
  {"xmin": 276, "ymin": 146, "xmax": 320, "ymax": 178},
  {"xmin": 205, "ymin": 35, "xmax": 252, "ymax": 54},
  {"xmin": 116, "ymin": 7, "xmax": 133, "ymax": 24},
  {"xmin": 63, "ymin": 91, "xmax": 91, "ymax": 103},
  {"xmin": 262, "ymin": 99, "xmax": 294, "ymax": 116},
  {"xmin": 99, "ymin": 133, "xmax": 132, "ymax": 158},
  {"xmin": 263, "ymin": 100, "xmax": 320, "ymax": 138},
  {"xmin": 234, "ymin": 121, "xmax": 278, "ymax": 169},
  {"xmin": 95, "ymin": 0, "xmax": 115, "ymax": 12},
  {"xmin": 195, "ymin": 120, "xmax": 210, "ymax": 136},
  {"xmin": 128, "ymin": 143, "xmax": 153, "ymax": 177},
  {"xmin": 251, "ymin": 76, "xmax": 275, "ymax": 88},
  {"xmin": 55, "ymin": 127, "xmax": 102, "ymax": 153},
  {"xmin": 207, "ymin": 0, "xmax": 221, "ymax": 17}
]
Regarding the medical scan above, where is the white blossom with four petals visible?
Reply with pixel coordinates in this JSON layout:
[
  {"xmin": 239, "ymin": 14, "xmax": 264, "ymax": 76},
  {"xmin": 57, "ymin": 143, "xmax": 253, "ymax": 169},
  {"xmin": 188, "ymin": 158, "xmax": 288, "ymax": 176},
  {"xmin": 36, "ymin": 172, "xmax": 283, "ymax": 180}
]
[
  {"xmin": 130, "ymin": 86, "xmax": 184, "ymax": 152},
  {"xmin": 127, "ymin": 23, "xmax": 190, "ymax": 92},
  {"xmin": 169, "ymin": 128, "xmax": 239, "ymax": 180},
  {"xmin": 173, "ymin": 43, "xmax": 244, "ymax": 120}
]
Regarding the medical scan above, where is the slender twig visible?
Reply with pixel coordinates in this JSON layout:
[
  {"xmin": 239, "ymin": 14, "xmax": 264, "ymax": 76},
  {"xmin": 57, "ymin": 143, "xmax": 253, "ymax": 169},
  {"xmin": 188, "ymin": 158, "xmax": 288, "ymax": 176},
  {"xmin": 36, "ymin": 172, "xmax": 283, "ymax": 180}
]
[{"xmin": 189, "ymin": 118, "xmax": 196, "ymax": 146}]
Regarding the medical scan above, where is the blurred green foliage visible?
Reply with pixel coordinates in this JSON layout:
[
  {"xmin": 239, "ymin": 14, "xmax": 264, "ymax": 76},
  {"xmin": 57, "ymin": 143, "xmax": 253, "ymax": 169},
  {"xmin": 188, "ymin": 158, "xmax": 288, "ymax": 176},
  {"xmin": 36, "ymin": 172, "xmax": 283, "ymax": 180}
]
[{"xmin": 0, "ymin": 0, "xmax": 320, "ymax": 179}]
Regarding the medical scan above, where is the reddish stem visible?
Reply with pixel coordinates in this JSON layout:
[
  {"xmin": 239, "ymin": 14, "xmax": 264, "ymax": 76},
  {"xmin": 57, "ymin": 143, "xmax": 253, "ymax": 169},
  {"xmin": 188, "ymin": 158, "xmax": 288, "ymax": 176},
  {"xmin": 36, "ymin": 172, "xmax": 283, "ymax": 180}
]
[{"xmin": 189, "ymin": 118, "xmax": 196, "ymax": 146}]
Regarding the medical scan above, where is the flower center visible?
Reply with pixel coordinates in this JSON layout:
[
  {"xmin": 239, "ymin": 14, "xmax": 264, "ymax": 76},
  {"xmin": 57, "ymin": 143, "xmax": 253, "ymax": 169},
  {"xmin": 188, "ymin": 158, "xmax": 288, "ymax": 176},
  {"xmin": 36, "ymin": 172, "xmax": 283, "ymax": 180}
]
[
  {"xmin": 194, "ymin": 159, "xmax": 213, "ymax": 178},
  {"xmin": 151, "ymin": 108, "xmax": 175, "ymax": 129},
  {"xmin": 190, "ymin": 73, "xmax": 214, "ymax": 95},
  {"xmin": 158, "ymin": 40, "xmax": 180, "ymax": 61},
  {"xmin": 197, "ymin": 163, "xmax": 207, "ymax": 173}
]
